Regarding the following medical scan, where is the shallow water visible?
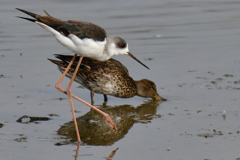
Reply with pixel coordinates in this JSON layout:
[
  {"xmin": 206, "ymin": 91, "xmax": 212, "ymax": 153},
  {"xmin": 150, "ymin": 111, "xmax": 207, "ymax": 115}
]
[{"xmin": 1, "ymin": 0, "xmax": 240, "ymax": 159}]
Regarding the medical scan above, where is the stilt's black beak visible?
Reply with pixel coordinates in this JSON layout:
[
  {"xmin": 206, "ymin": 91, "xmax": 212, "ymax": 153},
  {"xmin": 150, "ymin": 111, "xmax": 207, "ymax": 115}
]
[{"xmin": 127, "ymin": 52, "xmax": 150, "ymax": 70}]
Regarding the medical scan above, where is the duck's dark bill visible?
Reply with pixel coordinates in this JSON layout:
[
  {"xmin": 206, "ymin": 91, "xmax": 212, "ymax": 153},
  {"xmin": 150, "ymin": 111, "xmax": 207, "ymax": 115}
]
[{"xmin": 127, "ymin": 52, "xmax": 150, "ymax": 70}]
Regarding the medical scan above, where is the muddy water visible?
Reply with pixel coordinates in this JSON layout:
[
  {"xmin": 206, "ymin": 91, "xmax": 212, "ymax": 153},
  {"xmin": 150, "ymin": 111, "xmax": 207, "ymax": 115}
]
[{"xmin": 1, "ymin": 0, "xmax": 240, "ymax": 159}]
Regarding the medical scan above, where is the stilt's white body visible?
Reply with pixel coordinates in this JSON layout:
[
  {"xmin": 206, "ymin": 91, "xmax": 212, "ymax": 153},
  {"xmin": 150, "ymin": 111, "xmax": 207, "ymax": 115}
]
[{"xmin": 36, "ymin": 21, "xmax": 129, "ymax": 61}]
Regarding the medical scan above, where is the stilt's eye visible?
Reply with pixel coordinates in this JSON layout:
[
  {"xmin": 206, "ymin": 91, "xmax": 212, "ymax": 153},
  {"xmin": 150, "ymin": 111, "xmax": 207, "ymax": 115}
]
[
  {"xmin": 117, "ymin": 39, "xmax": 127, "ymax": 49},
  {"xmin": 120, "ymin": 43, "xmax": 126, "ymax": 48}
]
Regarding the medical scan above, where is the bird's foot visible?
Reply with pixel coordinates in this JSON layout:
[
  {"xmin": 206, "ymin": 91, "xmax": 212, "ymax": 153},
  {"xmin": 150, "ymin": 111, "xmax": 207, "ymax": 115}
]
[{"xmin": 103, "ymin": 113, "xmax": 117, "ymax": 130}]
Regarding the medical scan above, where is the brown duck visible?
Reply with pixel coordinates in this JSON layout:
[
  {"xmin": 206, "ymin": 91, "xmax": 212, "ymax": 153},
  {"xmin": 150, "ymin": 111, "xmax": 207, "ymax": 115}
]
[{"xmin": 49, "ymin": 55, "xmax": 166, "ymax": 104}]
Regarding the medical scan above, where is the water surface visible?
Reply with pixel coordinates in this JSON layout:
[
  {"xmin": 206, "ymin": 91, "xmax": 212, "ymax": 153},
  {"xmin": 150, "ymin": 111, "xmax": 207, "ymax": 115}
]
[{"xmin": 1, "ymin": 0, "xmax": 240, "ymax": 159}]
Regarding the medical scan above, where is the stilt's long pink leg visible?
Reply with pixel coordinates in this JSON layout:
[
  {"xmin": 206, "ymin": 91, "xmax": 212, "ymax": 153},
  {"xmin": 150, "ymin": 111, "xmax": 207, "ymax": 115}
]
[
  {"xmin": 68, "ymin": 92, "xmax": 117, "ymax": 130},
  {"xmin": 74, "ymin": 143, "xmax": 80, "ymax": 160},
  {"xmin": 55, "ymin": 53, "xmax": 77, "ymax": 92},
  {"xmin": 55, "ymin": 53, "xmax": 81, "ymax": 142},
  {"xmin": 55, "ymin": 54, "xmax": 117, "ymax": 143},
  {"xmin": 65, "ymin": 56, "xmax": 83, "ymax": 143}
]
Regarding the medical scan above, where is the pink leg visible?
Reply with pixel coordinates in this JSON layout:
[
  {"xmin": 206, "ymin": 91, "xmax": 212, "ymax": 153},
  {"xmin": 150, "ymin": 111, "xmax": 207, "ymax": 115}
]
[
  {"xmin": 107, "ymin": 148, "xmax": 119, "ymax": 160},
  {"xmin": 69, "ymin": 92, "xmax": 117, "ymax": 130},
  {"xmin": 55, "ymin": 54, "xmax": 117, "ymax": 142},
  {"xmin": 55, "ymin": 53, "xmax": 81, "ymax": 142},
  {"xmin": 55, "ymin": 53, "xmax": 77, "ymax": 93},
  {"xmin": 65, "ymin": 56, "xmax": 83, "ymax": 143},
  {"xmin": 74, "ymin": 138, "xmax": 81, "ymax": 160}
]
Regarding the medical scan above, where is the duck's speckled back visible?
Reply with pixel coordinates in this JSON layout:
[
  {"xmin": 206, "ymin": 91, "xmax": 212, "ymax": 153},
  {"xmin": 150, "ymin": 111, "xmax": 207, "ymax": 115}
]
[{"xmin": 52, "ymin": 55, "xmax": 137, "ymax": 98}]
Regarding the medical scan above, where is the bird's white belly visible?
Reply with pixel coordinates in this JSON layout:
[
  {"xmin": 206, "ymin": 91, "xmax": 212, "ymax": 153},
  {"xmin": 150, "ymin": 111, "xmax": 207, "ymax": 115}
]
[
  {"xmin": 36, "ymin": 21, "xmax": 109, "ymax": 61},
  {"xmin": 57, "ymin": 34, "xmax": 107, "ymax": 60}
]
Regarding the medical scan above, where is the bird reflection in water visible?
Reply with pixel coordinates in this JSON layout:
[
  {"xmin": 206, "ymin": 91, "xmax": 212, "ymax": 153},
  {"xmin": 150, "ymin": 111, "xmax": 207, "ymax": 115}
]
[{"xmin": 56, "ymin": 99, "xmax": 163, "ymax": 145}]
